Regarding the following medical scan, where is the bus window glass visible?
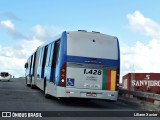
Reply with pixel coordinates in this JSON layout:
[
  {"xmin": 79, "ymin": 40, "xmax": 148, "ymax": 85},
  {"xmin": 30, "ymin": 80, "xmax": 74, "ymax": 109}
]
[
  {"xmin": 48, "ymin": 43, "xmax": 53, "ymax": 66},
  {"xmin": 52, "ymin": 40, "xmax": 60, "ymax": 67},
  {"xmin": 42, "ymin": 46, "xmax": 48, "ymax": 67},
  {"xmin": 67, "ymin": 33, "xmax": 118, "ymax": 60},
  {"xmin": 49, "ymin": 43, "xmax": 54, "ymax": 66}
]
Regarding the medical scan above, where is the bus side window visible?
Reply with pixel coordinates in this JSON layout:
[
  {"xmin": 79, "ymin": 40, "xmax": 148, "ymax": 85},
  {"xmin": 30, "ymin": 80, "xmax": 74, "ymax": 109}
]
[
  {"xmin": 42, "ymin": 45, "xmax": 48, "ymax": 67},
  {"xmin": 46, "ymin": 44, "xmax": 52, "ymax": 67},
  {"xmin": 29, "ymin": 56, "xmax": 33, "ymax": 71},
  {"xmin": 31, "ymin": 52, "xmax": 36, "ymax": 75},
  {"xmin": 39, "ymin": 48, "xmax": 45, "ymax": 66},
  {"xmin": 49, "ymin": 43, "xmax": 54, "ymax": 66},
  {"xmin": 52, "ymin": 40, "xmax": 60, "ymax": 67},
  {"xmin": 31, "ymin": 54, "xmax": 34, "ymax": 68},
  {"xmin": 33, "ymin": 52, "xmax": 37, "ymax": 69}
]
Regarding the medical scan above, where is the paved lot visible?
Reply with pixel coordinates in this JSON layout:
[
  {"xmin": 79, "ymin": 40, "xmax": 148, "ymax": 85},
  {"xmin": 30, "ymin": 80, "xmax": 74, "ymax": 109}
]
[{"xmin": 0, "ymin": 78, "xmax": 159, "ymax": 120}]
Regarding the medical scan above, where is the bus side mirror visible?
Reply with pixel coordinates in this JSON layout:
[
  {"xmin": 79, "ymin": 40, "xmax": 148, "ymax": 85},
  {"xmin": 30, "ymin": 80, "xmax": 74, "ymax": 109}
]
[{"xmin": 24, "ymin": 63, "xmax": 28, "ymax": 68}]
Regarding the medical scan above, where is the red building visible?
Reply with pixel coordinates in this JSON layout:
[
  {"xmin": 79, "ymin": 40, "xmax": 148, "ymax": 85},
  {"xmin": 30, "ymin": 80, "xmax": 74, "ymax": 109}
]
[{"xmin": 122, "ymin": 73, "xmax": 160, "ymax": 102}]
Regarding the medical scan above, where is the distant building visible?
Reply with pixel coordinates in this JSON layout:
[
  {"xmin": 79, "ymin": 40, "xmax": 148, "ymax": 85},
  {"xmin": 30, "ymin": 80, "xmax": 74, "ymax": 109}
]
[{"xmin": 122, "ymin": 73, "xmax": 160, "ymax": 102}]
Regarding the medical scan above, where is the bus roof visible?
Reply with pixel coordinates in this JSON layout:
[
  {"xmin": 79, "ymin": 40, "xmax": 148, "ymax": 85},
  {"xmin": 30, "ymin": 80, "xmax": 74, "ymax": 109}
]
[
  {"xmin": 27, "ymin": 31, "xmax": 118, "ymax": 60},
  {"xmin": 38, "ymin": 31, "xmax": 118, "ymax": 49}
]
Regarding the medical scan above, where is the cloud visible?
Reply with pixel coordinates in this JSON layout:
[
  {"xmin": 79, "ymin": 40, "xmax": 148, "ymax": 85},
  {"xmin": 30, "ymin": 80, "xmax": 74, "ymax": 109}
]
[
  {"xmin": 121, "ymin": 11, "xmax": 160, "ymax": 80},
  {"xmin": 0, "ymin": 20, "xmax": 63, "ymax": 77},
  {"xmin": 32, "ymin": 24, "xmax": 64, "ymax": 41},
  {"xmin": 0, "ymin": 20, "xmax": 15, "ymax": 30},
  {"xmin": 0, "ymin": 14, "xmax": 65, "ymax": 77},
  {"xmin": 0, "ymin": 37, "xmax": 43, "ymax": 77},
  {"xmin": 0, "ymin": 20, "xmax": 28, "ymax": 39},
  {"xmin": 121, "ymin": 39, "xmax": 160, "ymax": 72},
  {"xmin": 127, "ymin": 11, "xmax": 160, "ymax": 39},
  {"xmin": 0, "ymin": 56, "xmax": 26, "ymax": 77},
  {"xmin": 0, "ymin": 38, "xmax": 43, "ymax": 59},
  {"xmin": 1, "ymin": 12, "xmax": 21, "ymax": 21}
]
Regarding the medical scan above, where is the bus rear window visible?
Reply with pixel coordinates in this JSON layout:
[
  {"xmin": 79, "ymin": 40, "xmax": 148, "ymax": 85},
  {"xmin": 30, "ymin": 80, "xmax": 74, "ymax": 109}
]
[{"xmin": 67, "ymin": 33, "xmax": 118, "ymax": 60}]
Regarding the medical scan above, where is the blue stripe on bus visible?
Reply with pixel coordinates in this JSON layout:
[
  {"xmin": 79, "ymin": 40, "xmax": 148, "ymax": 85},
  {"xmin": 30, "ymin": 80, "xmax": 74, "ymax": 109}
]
[
  {"xmin": 67, "ymin": 55, "xmax": 119, "ymax": 66},
  {"xmin": 117, "ymin": 38, "xmax": 120, "ymax": 67},
  {"xmin": 55, "ymin": 31, "xmax": 67, "ymax": 85}
]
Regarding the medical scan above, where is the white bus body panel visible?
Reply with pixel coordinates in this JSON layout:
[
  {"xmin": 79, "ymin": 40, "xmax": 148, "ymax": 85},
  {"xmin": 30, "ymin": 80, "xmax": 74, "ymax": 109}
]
[
  {"xmin": 66, "ymin": 67, "xmax": 103, "ymax": 89},
  {"xmin": 46, "ymin": 81, "xmax": 118, "ymax": 100}
]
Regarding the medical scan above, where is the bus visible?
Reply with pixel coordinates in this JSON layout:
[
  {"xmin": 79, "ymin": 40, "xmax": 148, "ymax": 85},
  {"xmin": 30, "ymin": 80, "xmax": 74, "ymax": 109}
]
[{"xmin": 24, "ymin": 30, "xmax": 120, "ymax": 101}]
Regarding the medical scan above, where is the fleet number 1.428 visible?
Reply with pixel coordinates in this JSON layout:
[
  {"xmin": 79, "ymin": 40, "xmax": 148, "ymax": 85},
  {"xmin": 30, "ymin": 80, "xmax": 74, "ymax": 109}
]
[{"xmin": 84, "ymin": 69, "xmax": 102, "ymax": 75}]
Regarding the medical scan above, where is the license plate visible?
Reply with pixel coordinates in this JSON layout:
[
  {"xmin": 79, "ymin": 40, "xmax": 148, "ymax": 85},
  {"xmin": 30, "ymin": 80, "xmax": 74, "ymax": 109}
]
[{"xmin": 86, "ymin": 93, "xmax": 97, "ymax": 97}]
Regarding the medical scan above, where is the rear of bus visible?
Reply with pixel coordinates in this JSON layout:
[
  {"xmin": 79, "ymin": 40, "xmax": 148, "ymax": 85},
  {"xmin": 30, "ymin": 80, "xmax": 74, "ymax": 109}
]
[{"xmin": 60, "ymin": 31, "xmax": 120, "ymax": 101}]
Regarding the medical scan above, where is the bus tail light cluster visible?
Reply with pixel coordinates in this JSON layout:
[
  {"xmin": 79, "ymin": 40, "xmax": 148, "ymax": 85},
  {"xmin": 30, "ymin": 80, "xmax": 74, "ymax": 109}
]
[
  {"xmin": 59, "ymin": 63, "xmax": 66, "ymax": 87},
  {"xmin": 116, "ymin": 68, "xmax": 120, "ymax": 91},
  {"xmin": 108, "ymin": 94, "xmax": 115, "ymax": 97}
]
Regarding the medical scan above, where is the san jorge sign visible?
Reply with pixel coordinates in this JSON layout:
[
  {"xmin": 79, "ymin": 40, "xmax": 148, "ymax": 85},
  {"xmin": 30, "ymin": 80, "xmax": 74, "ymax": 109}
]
[{"xmin": 131, "ymin": 75, "xmax": 160, "ymax": 87}]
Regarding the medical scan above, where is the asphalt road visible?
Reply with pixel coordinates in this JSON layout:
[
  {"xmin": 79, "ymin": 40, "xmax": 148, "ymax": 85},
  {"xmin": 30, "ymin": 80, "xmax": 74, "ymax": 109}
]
[{"xmin": 0, "ymin": 78, "xmax": 159, "ymax": 120}]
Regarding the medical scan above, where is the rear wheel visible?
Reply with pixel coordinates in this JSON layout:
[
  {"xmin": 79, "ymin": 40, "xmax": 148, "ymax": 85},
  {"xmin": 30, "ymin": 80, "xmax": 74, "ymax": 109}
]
[
  {"xmin": 31, "ymin": 79, "xmax": 35, "ymax": 89},
  {"xmin": 26, "ymin": 77, "xmax": 30, "ymax": 87},
  {"xmin": 31, "ymin": 83, "xmax": 35, "ymax": 89},
  {"xmin": 45, "ymin": 90, "xmax": 50, "ymax": 99}
]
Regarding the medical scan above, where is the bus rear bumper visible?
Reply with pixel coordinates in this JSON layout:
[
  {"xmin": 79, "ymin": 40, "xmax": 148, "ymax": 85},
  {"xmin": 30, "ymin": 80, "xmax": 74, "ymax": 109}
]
[{"xmin": 57, "ymin": 87, "xmax": 118, "ymax": 101}]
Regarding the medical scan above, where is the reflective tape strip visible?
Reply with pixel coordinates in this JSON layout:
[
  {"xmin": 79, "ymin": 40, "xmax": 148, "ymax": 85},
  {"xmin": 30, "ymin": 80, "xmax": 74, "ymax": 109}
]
[
  {"xmin": 102, "ymin": 70, "xmax": 107, "ymax": 90},
  {"xmin": 111, "ymin": 71, "xmax": 116, "ymax": 91},
  {"xmin": 107, "ymin": 70, "xmax": 111, "ymax": 90}
]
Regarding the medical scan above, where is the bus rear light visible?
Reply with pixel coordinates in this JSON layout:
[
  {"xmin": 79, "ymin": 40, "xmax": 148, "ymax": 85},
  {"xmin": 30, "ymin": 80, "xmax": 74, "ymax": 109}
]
[
  {"xmin": 61, "ymin": 79, "xmax": 65, "ymax": 82},
  {"xmin": 111, "ymin": 94, "xmax": 114, "ymax": 96},
  {"xmin": 66, "ymin": 91, "xmax": 74, "ymax": 94},
  {"xmin": 61, "ymin": 69, "xmax": 65, "ymax": 73},
  {"xmin": 59, "ymin": 63, "xmax": 66, "ymax": 87},
  {"xmin": 61, "ymin": 74, "xmax": 65, "ymax": 78},
  {"xmin": 108, "ymin": 94, "xmax": 114, "ymax": 96},
  {"xmin": 116, "ymin": 68, "xmax": 120, "ymax": 91}
]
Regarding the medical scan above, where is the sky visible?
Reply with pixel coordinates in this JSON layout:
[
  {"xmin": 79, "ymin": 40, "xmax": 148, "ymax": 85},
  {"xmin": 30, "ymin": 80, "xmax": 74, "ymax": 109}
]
[{"xmin": 0, "ymin": 0, "xmax": 160, "ymax": 81}]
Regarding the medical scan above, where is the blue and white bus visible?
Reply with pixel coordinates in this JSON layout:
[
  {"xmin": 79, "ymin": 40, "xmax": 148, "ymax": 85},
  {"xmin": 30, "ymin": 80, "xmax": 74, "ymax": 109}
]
[{"xmin": 24, "ymin": 30, "xmax": 120, "ymax": 101}]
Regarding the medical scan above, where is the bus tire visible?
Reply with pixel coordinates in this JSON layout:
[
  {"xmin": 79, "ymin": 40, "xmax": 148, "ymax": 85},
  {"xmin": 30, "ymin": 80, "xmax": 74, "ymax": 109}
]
[
  {"xmin": 31, "ymin": 79, "xmax": 35, "ymax": 89},
  {"xmin": 26, "ymin": 77, "xmax": 30, "ymax": 87},
  {"xmin": 45, "ymin": 93, "xmax": 51, "ymax": 99},
  {"xmin": 31, "ymin": 83, "xmax": 35, "ymax": 89}
]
